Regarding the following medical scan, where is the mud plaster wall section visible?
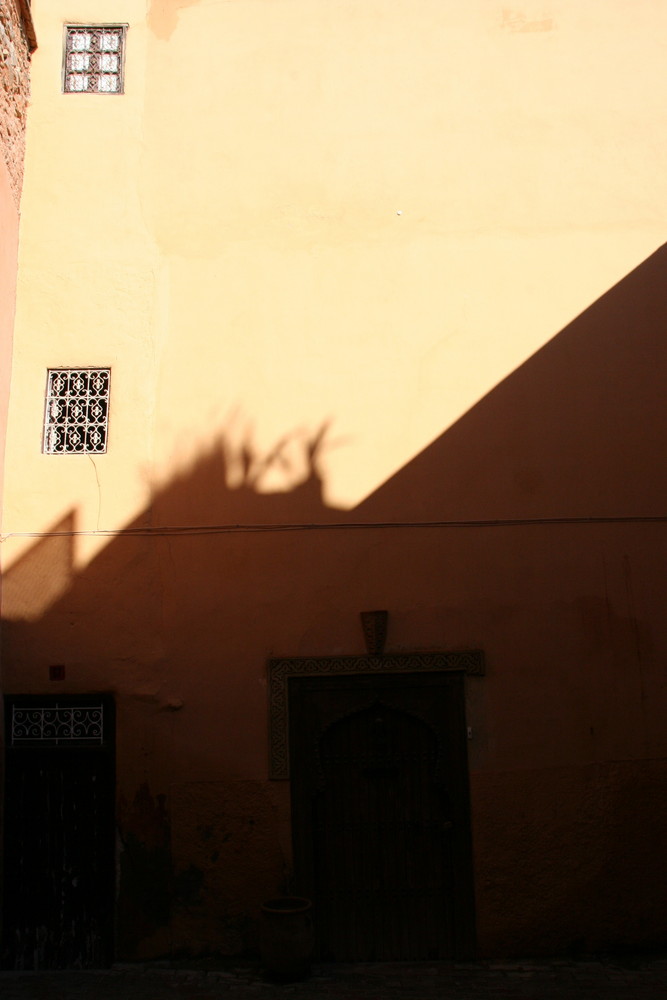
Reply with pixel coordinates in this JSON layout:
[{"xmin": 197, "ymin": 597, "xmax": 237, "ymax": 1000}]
[
  {"xmin": 0, "ymin": 0, "xmax": 34, "ymax": 204},
  {"xmin": 116, "ymin": 777, "xmax": 289, "ymax": 959}
]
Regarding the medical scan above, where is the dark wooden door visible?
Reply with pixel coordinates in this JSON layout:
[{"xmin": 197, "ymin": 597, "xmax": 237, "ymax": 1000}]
[
  {"xmin": 289, "ymin": 672, "xmax": 474, "ymax": 961},
  {"xmin": 2, "ymin": 696, "xmax": 115, "ymax": 969}
]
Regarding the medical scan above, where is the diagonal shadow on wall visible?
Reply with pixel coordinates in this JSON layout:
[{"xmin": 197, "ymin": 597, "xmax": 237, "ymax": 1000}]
[
  {"xmin": 2, "ymin": 244, "xmax": 667, "ymax": 962},
  {"xmin": 355, "ymin": 241, "xmax": 667, "ymax": 523}
]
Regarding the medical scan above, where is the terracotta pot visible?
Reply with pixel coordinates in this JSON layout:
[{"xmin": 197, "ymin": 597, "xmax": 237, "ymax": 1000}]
[{"xmin": 260, "ymin": 896, "xmax": 314, "ymax": 982}]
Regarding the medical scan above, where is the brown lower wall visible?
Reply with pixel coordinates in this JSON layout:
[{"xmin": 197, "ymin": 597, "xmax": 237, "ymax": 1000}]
[
  {"xmin": 113, "ymin": 759, "xmax": 667, "ymax": 961},
  {"xmin": 2, "ymin": 506, "xmax": 667, "ymax": 960},
  {"xmin": 472, "ymin": 758, "xmax": 667, "ymax": 957},
  {"xmin": 116, "ymin": 777, "xmax": 291, "ymax": 960}
]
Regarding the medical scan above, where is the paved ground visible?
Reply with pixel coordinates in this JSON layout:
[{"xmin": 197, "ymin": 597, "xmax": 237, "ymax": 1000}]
[{"xmin": 2, "ymin": 958, "xmax": 667, "ymax": 1000}]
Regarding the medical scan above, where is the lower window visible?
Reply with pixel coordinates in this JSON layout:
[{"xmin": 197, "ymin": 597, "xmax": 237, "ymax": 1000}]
[{"xmin": 43, "ymin": 368, "xmax": 111, "ymax": 455}]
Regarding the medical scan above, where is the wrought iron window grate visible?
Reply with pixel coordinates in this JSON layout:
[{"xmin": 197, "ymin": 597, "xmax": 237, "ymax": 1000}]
[
  {"xmin": 11, "ymin": 705, "xmax": 104, "ymax": 746},
  {"xmin": 43, "ymin": 368, "xmax": 110, "ymax": 455},
  {"xmin": 64, "ymin": 25, "xmax": 126, "ymax": 94}
]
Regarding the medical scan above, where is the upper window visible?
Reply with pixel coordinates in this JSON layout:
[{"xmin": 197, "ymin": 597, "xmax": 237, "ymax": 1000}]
[
  {"xmin": 63, "ymin": 25, "xmax": 126, "ymax": 94},
  {"xmin": 43, "ymin": 369, "xmax": 111, "ymax": 455}
]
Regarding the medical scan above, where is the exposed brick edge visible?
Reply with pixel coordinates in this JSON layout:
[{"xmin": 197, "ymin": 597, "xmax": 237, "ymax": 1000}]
[{"xmin": 15, "ymin": 0, "xmax": 36, "ymax": 52}]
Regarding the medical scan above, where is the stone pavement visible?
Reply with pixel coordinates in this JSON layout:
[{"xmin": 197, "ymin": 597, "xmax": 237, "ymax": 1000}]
[{"xmin": 2, "ymin": 958, "xmax": 667, "ymax": 1000}]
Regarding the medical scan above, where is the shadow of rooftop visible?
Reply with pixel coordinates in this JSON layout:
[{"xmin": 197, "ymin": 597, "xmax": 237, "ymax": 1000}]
[
  {"xmin": 4, "ymin": 243, "xmax": 667, "ymax": 628},
  {"xmin": 3, "ymin": 244, "xmax": 667, "ymax": 962},
  {"xmin": 356, "ymin": 242, "xmax": 667, "ymax": 523}
]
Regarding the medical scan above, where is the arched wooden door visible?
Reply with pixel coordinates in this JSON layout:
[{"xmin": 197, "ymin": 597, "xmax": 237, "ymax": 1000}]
[{"xmin": 289, "ymin": 672, "xmax": 474, "ymax": 961}]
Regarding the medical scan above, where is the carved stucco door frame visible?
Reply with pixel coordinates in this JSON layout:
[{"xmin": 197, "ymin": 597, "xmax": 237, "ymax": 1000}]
[{"xmin": 267, "ymin": 650, "xmax": 485, "ymax": 780}]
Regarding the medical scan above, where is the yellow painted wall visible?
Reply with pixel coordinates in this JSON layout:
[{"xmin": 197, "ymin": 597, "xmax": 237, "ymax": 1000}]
[
  {"xmin": 5, "ymin": 0, "xmax": 667, "ymax": 557},
  {"xmin": 3, "ymin": 0, "xmax": 667, "ymax": 961}
]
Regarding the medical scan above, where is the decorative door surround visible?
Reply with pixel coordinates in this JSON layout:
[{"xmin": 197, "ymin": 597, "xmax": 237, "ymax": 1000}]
[{"xmin": 267, "ymin": 650, "xmax": 484, "ymax": 779}]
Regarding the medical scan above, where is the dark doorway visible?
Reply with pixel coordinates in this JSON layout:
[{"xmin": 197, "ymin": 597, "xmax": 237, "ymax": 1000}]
[
  {"xmin": 289, "ymin": 671, "xmax": 475, "ymax": 961},
  {"xmin": 2, "ymin": 695, "xmax": 115, "ymax": 969}
]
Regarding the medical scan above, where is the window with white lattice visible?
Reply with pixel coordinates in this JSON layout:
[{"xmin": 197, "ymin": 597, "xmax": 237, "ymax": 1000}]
[
  {"xmin": 63, "ymin": 25, "xmax": 126, "ymax": 94},
  {"xmin": 43, "ymin": 369, "xmax": 111, "ymax": 455}
]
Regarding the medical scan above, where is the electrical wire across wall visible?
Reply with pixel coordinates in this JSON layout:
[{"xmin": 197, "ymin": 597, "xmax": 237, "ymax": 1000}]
[{"xmin": 2, "ymin": 513, "xmax": 667, "ymax": 542}]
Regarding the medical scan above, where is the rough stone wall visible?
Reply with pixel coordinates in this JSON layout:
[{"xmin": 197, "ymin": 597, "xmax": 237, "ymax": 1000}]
[{"xmin": 0, "ymin": 0, "xmax": 32, "ymax": 204}]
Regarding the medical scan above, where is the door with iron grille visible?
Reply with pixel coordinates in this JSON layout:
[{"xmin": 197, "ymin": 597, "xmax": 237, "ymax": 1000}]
[
  {"xmin": 2, "ymin": 695, "xmax": 115, "ymax": 969},
  {"xmin": 289, "ymin": 672, "xmax": 474, "ymax": 961}
]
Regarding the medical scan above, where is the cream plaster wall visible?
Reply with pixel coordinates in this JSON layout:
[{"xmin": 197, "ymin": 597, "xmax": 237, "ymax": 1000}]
[
  {"xmin": 4, "ymin": 0, "xmax": 667, "ymax": 960},
  {"xmin": 3, "ymin": 2, "xmax": 156, "ymax": 569},
  {"xmin": 3, "ymin": 0, "xmax": 667, "ymax": 550},
  {"xmin": 0, "ymin": 160, "xmax": 19, "ymax": 537}
]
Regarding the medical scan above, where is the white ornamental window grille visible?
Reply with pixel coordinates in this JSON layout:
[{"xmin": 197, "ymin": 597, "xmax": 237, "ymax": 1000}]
[
  {"xmin": 63, "ymin": 25, "xmax": 126, "ymax": 94},
  {"xmin": 11, "ymin": 705, "xmax": 104, "ymax": 746},
  {"xmin": 43, "ymin": 368, "xmax": 111, "ymax": 455}
]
